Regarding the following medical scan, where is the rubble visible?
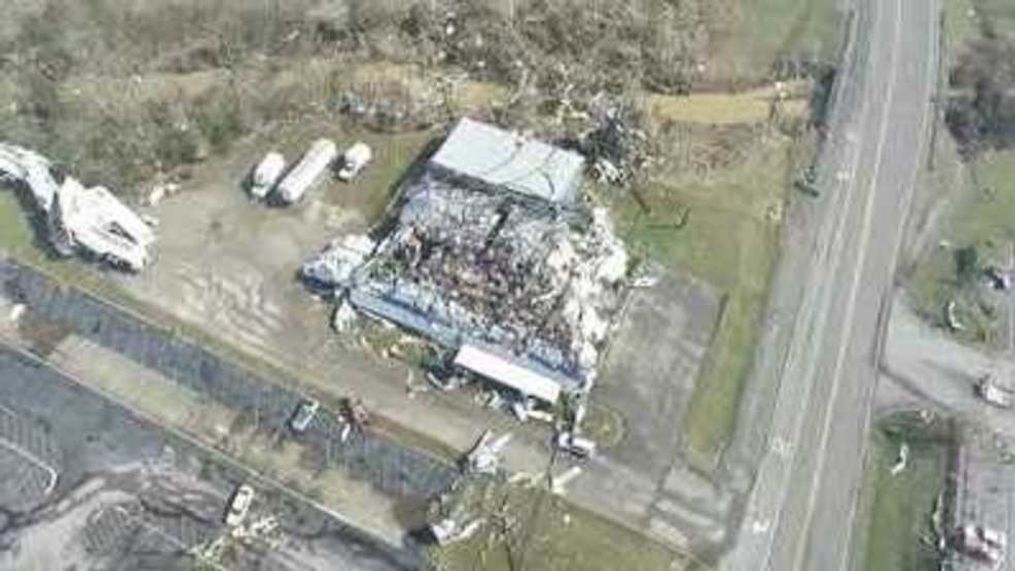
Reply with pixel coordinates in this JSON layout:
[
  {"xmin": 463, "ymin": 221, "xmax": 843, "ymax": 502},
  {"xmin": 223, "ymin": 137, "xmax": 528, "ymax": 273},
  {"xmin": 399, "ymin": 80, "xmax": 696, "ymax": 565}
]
[
  {"xmin": 464, "ymin": 430, "xmax": 512, "ymax": 475},
  {"xmin": 302, "ymin": 234, "xmax": 375, "ymax": 288},
  {"xmin": 303, "ymin": 118, "xmax": 630, "ymax": 408},
  {"xmin": 430, "ymin": 516, "xmax": 486, "ymax": 546},
  {"xmin": 0, "ymin": 143, "xmax": 157, "ymax": 272}
]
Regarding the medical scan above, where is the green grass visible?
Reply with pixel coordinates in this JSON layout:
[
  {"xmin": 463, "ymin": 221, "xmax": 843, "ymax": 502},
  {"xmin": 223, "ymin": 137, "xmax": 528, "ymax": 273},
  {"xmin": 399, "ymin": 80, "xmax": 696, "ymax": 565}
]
[
  {"xmin": 719, "ymin": 0, "xmax": 838, "ymax": 85},
  {"xmin": 859, "ymin": 413, "xmax": 952, "ymax": 571},
  {"xmin": 910, "ymin": 150, "xmax": 1015, "ymax": 345},
  {"xmin": 944, "ymin": 0, "xmax": 978, "ymax": 56},
  {"xmin": 607, "ymin": 124, "xmax": 802, "ymax": 467},
  {"xmin": 429, "ymin": 481, "xmax": 700, "ymax": 571}
]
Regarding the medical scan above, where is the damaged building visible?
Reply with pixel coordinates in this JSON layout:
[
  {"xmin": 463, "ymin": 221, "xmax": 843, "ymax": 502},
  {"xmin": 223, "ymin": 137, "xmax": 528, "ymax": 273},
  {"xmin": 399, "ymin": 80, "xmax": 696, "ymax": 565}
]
[
  {"xmin": 303, "ymin": 118, "xmax": 629, "ymax": 406},
  {"xmin": 0, "ymin": 143, "xmax": 156, "ymax": 271}
]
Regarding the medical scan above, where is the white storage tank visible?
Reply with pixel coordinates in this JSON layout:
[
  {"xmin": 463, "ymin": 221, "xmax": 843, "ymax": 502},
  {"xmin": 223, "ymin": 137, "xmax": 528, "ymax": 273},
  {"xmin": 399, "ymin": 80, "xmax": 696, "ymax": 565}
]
[
  {"xmin": 249, "ymin": 152, "xmax": 285, "ymax": 199},
  {"xmin": 274, "ymin": 139, "xmax": 338, "ymax": 204}
]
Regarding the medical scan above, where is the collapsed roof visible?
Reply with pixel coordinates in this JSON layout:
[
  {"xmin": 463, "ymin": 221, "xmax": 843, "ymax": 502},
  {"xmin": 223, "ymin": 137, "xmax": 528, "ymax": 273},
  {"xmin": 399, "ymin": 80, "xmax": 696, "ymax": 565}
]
[
  {"xmin": 0, "ymin": 143, "xmax": 156, "ymax": 271},
  {"xmin": 305, "ymin": 120, "xmax": 627, "ymax": 404}
]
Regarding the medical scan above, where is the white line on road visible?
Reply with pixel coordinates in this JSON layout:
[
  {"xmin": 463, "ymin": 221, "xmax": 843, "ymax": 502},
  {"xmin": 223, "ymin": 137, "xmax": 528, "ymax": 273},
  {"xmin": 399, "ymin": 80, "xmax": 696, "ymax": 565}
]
[
  {"xmin": 834, "ymin": 3, "xmax": 940, "ymax": 569},
  {"xmin": 791, "ymin": 0, "xmax": 905, "ymax": 568}
]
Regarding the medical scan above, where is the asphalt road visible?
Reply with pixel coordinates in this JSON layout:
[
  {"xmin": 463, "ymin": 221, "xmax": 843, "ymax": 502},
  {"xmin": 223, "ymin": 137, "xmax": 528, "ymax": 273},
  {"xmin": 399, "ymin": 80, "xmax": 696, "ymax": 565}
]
[{"xmin": 723, "ymin": 0, "xmax": 939, "ymax": 569}]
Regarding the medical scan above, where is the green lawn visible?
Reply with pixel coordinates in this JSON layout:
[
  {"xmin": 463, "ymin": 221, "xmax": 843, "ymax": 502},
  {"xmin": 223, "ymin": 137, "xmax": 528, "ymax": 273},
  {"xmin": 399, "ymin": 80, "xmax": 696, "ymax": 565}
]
[
  {"xmin": 910, "ymin": 150, "xmax": 1015, "ymax": 345},
  {"xmin": 429, "ymin": 481, "xmax": 700, "ymax": 571},
  {"xmin": 718, "ymin": 0, "xmax": 839, "ymax": 85},
  {"xmin": 608, "ymin": 122, "xmax": 803, "ymax": 467},
  {"xmin": 859, "ymin": 413, "xmax": 952, "ymax": 571}
]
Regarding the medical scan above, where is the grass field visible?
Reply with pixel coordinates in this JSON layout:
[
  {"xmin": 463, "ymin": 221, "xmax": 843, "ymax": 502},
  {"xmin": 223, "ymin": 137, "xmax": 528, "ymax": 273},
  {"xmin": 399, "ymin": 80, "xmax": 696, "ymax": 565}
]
[
  {"xmin": 858, "ymin": 413, "xmax": 952, "ymax": 571},
  {"xmin": 910, "ymin": 150, "xmax": 1015, "ymax": 344},
  {"xmin": 607, "ymin": 120, "xmax": 804, "ymax": 465},
  {"xmin": 429, "ymin": 481, "xmax": 699, "ymax": 571},
  {"xmin": 714, "ymin": 0, "xmax": 839, "ymax": 85}
]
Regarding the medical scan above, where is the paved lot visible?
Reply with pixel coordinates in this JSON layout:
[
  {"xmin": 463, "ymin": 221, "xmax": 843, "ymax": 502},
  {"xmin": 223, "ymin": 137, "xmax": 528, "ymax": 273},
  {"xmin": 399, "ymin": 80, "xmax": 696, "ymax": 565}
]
[
  {"xmin": 723, "ymin": 0, "xmax": 939, "ymax": 568},
  {"xmin": 0, "ymin": 345, "xmax": 421, "ymax": 570},
  {"xmin": 575, "ymin": 271, "xmax": 727, "ymax": 550},
  {"xmin": 1, "ymin": 260, "xmax": 456, "ymax": 505}
]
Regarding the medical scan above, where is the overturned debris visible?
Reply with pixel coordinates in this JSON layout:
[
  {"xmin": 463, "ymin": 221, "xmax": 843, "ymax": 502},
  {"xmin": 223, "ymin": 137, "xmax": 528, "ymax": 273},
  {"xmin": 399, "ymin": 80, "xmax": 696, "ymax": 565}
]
[{"xmin": 0, "ymin": 143, "xmax": 156, "ymax": 271}]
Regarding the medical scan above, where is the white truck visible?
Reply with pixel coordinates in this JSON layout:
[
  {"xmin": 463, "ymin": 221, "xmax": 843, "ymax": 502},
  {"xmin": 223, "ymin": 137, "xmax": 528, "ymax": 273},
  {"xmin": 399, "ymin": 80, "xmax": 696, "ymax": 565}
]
[
  {"xmin": 337, "ymin": 142, "xmax": 372, "ymax": 181},
  {"xmin": 249, "ymin": 152, "xmax": 285, "ymax": 199},
  {"xmin": 274, "ymin": 139, "xmax": 338, "ymax": 204},
  {"xmin": 225, "ymin": 484, "xmax": 255, "ymax": 527}
]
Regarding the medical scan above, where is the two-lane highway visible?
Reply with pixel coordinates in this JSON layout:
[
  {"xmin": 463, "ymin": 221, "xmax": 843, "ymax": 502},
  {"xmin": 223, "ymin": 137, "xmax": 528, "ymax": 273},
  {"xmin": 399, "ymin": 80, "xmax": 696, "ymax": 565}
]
[{"xmin": 724, "ymin": 0, "xmax": 939, "ymax": 569}]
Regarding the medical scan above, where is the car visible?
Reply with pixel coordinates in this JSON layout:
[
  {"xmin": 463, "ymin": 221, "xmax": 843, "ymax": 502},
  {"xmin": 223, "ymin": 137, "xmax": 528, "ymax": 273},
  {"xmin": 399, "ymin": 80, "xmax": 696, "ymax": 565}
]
[
  {"xmin": 337, "ymin": 142, "xmax": 372, "ymax": 181},
  {"xmin": 225, "ymin": 484, "xmax": 255, "ymax": 527},
  {"xmin": 976, "ymin": 375, "xmax": 1012, "ymax": 409},
  {"xmin": 289, "ymin": 399, "xmax": 320, "ymax": 433}
]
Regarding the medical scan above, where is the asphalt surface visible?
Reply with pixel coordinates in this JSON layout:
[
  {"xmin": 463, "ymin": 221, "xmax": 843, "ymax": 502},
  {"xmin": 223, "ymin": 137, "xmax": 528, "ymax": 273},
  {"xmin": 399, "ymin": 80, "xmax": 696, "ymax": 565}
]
[
  {"xmin": 722, "ymin": 0, "xmax": 939, "ymax": 569},
  {"xmin": 0, "ymin": 345, "xmax": 419, "ymax": 570},
  {"xmin": 0, "ymin": 260, "xmax": 456, "ymax": 503}
]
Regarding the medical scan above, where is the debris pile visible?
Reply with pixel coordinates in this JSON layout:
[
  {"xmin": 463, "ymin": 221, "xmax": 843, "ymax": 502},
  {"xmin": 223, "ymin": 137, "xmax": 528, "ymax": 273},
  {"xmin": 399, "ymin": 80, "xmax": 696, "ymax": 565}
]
[
  {"xmin": 303, "ymin": 119, "xmax": 629, "ymax": 406},
  {"xmin": 359, "ymin": 176, "xmax": 627, "ymax": 382},
  {"xmin": 0, "ymin": 143, "xmax": 157, "ymax": 271}
]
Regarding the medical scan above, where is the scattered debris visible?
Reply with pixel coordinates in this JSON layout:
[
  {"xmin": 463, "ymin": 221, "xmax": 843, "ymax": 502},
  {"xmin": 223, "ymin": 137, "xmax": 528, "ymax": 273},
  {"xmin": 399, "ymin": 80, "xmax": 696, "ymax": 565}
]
[
  {"xmin": 337, "ymin": 142, "xmax": 373, "ymax": 182},
  {"xmin": 464, "ymin": 430, "xmax": 512, "ymax": 474},
  {"xmin": 986, "ymin": 266, "xmax": 1012, "ymax": 291},
  {"xmin": 890, "ymin": 443, "xmax": 909, "ymax": 476},
  {"xmin": 331, "ymin": 298, "xmax": 359, "ymax": 332},
  {"xmin": 551, "ymin": 465, "xmax": 583, "ymax": 495},
  {"xmin": 946, "ymin": 300, "xmax": 966, "ymax": 332},
  {"xmin": 0, "ymin": 143, "xmax": 157, "ymax": 271},
  {"xmin": 249, "ymin": 151, "xmax": 286, "ymax": 200},
  {"xmin": 976, "ymin": 374, "xmax": 1012, "ymax": 409},
  {"xmin": 953, "ymin": 524, "xmax": 1006, "ymax": 565},
  {"xmin": 430, "ymin": 516, "xmax": 486, "ymax": 546},
  {"xmin": 555, "ymin": 431, "xmax": 596, "ymax": 459},
  {"xmin": 8, "ymin": 304, "xmax": 25, "ymax": 323},
  {"xmin": 275, "ymin": 139, "xmax": 338, "ymax": 204},
  {"xmin": 302, "ymin": 234, "xmax": 375, "ymax": 288},
  {"xmin": 340, "ymin": 397, "xmax": 370, "ymax": 431}
]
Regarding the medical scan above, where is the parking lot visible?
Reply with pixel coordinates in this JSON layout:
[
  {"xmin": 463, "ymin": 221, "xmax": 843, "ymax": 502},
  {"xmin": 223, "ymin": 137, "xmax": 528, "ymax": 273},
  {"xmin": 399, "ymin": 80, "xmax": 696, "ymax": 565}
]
[{"xmin": 0, "ymin": 344, "xmax": 423, "ymax": 570}]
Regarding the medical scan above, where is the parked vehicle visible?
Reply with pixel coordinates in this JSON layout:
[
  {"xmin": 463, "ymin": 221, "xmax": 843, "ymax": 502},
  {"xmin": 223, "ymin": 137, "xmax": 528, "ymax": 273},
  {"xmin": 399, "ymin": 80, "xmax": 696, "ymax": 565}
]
[
  {"xmin": 289, "ymin": 399, "xmax": 320, "ymax": 433},
  {"xmin": 225, "ymin": 484, "xmax": 255, "ymax": 527}
]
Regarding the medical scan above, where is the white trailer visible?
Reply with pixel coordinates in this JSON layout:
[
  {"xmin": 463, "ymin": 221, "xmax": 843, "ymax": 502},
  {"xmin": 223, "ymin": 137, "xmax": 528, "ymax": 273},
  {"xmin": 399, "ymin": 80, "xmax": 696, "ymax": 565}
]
[
  {"xmin": 337, "ymin": 142, "xmax": 372, "ymax": 181},
  {"xmin": 249, "ymin": 152, "xmax": 285, "ymax": 199},
  {"xmin": 274, "ymin": 139, "xmax": 337, "ymax": 204}
]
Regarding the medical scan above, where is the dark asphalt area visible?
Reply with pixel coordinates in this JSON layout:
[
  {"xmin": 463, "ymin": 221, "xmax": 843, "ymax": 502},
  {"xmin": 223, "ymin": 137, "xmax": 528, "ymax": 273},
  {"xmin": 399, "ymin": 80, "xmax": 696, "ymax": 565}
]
[
  {"xmin": 0, "ymin": 343, "xmax": 423, "ymax": 570},
  {"xmin": 0, "ymin": 259, "xmax": 456, "ymax": 505}
]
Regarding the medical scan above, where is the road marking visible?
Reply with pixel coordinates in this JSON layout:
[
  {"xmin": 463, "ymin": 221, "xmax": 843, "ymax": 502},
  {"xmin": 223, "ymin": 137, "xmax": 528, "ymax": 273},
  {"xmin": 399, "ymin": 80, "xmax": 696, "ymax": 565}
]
[
  {"xmin": 834, "ymin": 3, "xmax": 941, "ymax": 569},
  {"xmin": 738, "ymin": 5, "xmax": 876, "ymax": 566},
  {"xmin": 791, "ymin": 0, "xmax": 905, "ymax": 568}
]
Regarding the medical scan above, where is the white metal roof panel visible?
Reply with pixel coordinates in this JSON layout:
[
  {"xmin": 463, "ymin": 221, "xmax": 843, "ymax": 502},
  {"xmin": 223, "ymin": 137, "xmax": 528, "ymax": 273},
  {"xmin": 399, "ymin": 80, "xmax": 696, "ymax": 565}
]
[
  {"xmin": 430, "ymin": 118, "xmax": 584, "ymax": 204},
  {"xmin": 454, "ymin": 343, "xmax": 562, "ymax": 404}
]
